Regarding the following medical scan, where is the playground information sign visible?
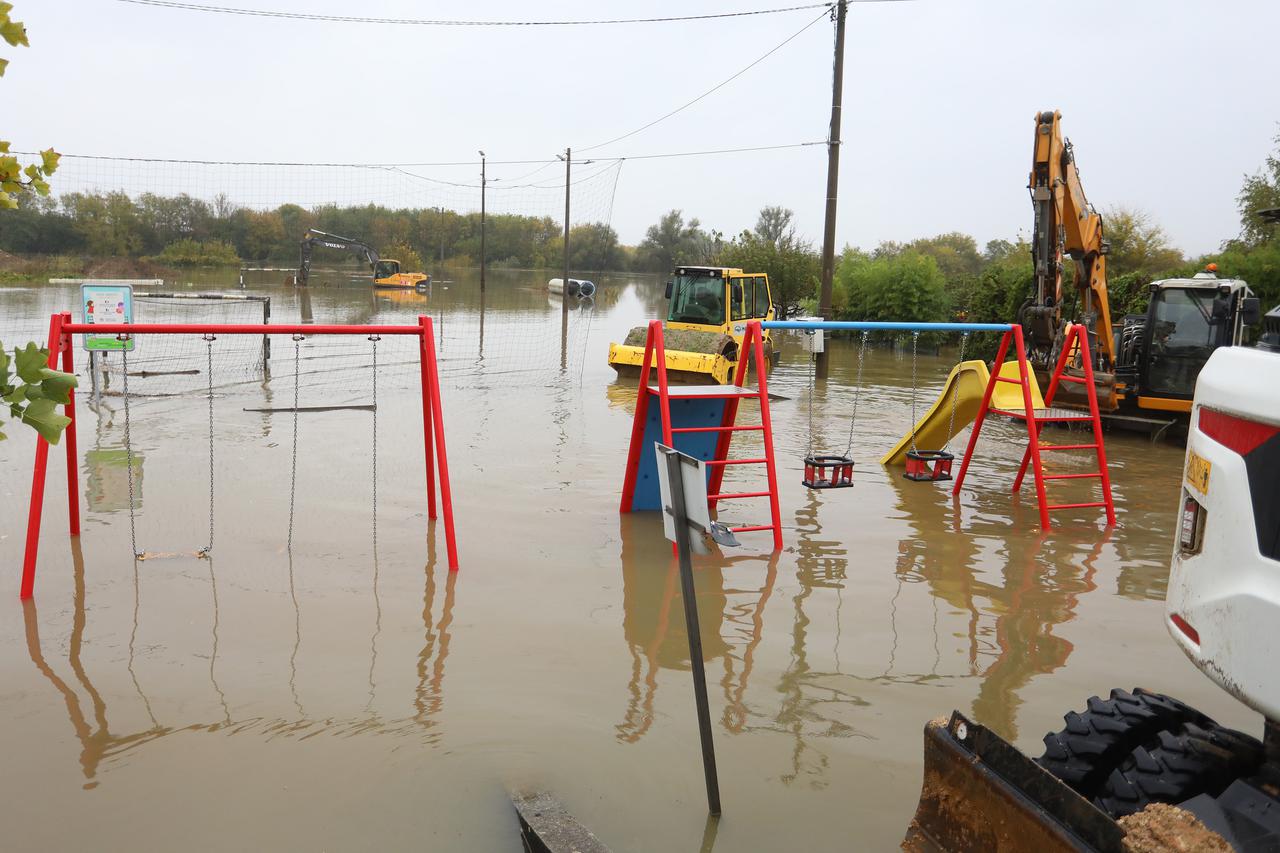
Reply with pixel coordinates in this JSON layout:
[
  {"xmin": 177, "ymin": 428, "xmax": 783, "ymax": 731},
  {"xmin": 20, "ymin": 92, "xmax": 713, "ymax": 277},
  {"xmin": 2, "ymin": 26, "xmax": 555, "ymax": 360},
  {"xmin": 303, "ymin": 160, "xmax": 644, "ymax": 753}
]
[{"xmin": 80, "ymin": 283, "xmax": 134, "ymax": 351}]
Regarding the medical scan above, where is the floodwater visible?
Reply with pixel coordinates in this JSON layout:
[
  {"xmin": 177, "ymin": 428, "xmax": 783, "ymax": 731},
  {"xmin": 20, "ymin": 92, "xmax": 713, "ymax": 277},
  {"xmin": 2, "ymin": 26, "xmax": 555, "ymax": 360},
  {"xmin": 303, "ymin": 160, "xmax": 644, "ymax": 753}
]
[{"xmin": 0, "ymin": 271, "xmax": 1261, "ymax": 851}]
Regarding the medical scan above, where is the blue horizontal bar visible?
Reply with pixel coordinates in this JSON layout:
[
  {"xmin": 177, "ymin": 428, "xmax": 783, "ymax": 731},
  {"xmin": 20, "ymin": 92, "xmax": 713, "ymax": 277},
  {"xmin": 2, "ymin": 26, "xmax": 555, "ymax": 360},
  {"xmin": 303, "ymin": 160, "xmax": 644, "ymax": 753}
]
[{"xmin": 760, "ymin": 321, "xmax": 1014, "ymax": 332}]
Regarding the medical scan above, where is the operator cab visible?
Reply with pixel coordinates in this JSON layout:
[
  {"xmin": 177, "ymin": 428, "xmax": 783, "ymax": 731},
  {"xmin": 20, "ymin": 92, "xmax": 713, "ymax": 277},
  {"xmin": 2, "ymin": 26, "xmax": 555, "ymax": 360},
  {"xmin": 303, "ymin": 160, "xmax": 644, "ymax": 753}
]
[
  {"xmin": 373, "ymin": 260, "xmax": 401, "ymax": 281},
  {"xmin": 665, "ymin": 266, "xmax": 774, "ymax": 330},
  {"xmin": 1127, "ymin": 267, "xmax": 1261, "ymax": 405}
]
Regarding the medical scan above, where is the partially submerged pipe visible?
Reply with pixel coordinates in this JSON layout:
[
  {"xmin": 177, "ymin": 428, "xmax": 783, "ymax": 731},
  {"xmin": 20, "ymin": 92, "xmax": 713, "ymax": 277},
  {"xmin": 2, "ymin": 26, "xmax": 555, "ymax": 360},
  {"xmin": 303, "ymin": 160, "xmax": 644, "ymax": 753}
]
[{"xmin": 547, "ymin": 277, "xmax": 596, "ymax": 299}]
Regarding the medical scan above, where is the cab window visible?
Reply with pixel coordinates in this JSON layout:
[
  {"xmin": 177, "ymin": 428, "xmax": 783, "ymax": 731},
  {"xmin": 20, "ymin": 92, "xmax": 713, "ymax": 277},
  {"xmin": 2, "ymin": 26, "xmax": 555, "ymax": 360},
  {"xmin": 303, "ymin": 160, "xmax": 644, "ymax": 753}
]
[
  {"xmin": 752, "ymin": 276, "xmax": 771, "ymax": 317},
  {"xmin": 667, "ymin": 274, "xmax": 726, "ymax": 325},
  {"xmin": 730, "ymin": 277, "xmax": 749, "ymax": 321}
]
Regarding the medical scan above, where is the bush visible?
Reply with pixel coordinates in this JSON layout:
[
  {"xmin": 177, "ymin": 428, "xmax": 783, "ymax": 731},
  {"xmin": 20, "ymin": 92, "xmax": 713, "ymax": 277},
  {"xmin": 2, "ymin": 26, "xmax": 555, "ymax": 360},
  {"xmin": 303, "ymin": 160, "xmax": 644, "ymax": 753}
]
[
  {"xmin": 381, "ymin": 240, "xmax": 424, "ymax": 273},
  {"xmin": 154, "ymin": 239, "xmax": 240, "ymax": 267}
]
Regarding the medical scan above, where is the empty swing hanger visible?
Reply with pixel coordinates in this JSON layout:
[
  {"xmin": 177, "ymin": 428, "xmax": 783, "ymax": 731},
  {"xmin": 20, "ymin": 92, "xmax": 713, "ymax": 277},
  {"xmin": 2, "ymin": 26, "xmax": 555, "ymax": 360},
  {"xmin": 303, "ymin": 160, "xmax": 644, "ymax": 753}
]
[{"xmin": 801, "ymin": 330, "xmax": 867, "ymax": 490}]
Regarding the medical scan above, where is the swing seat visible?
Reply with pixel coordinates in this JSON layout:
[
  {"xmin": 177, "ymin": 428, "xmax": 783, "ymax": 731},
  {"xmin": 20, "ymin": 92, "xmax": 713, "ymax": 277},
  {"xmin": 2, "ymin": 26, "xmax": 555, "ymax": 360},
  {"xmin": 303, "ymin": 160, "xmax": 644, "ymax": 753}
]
[
  {"xmin": 803, "ymin": 455, "xmax": 855, "ymax": 489},
  {"xmin": 904, "ymin": 449, "xmax": 954, "ymax": 482}
]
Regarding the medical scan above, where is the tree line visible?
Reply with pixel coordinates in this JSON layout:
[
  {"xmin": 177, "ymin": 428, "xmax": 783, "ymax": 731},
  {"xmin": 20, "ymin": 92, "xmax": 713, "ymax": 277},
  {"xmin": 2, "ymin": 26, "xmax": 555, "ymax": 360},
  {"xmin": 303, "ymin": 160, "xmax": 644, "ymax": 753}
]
[{"xmin": 2, "ymin": 133, "xmax": 1277, "ymax": 330}]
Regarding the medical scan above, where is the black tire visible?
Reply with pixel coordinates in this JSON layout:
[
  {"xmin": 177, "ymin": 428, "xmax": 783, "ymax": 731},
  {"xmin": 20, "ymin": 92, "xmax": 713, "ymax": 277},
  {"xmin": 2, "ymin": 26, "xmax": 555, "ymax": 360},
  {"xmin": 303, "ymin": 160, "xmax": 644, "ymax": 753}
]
[
  {"xmin": 1093, "ymin": 721, "xmax": 1264, "ymax": 818},
  {"xmin": 1036, "ymin": 688, "xmax": 1211, "ymax": 798}
]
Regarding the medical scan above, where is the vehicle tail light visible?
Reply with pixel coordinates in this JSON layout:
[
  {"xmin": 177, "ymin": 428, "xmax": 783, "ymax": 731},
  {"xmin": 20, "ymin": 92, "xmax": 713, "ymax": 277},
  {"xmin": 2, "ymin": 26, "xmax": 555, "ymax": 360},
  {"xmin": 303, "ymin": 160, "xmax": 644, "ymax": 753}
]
[
  {"xmin": 1171, "ymin": 613, "xmax": 1200, "ymax": 646},
  {"xmin": 1180, "ymin": 493, "xmax": 1204, "ymax": 554}
]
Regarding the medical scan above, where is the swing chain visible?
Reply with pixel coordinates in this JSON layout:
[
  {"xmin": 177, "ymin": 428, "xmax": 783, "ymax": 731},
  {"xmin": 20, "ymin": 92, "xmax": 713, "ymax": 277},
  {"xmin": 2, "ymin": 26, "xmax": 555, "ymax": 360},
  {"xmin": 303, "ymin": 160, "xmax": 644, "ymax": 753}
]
[
  {"xmin": 369, "ymin": 334, "xmax": 379, "ymax": 549},
  {"xmin": 805, "ymin": 331, "xmax": 816, "ymax": 457},
  {"xmin": 119, "ymin": 335, "xmax": 141, "ymax": 561},
  {"xmin": 943, "ymin": 332, "xmax": 970, "ymax": 452},
  {"xmin": 843, "ymin": 331, "xmax": 869, "ymax": 458},
  {"xmin": 200, "ymin": 335, "xmax": 215, "ymax": 557},
  {"xmin": 287, "ymin": 334, "xmax": 304, "ymax": 549},
  {"xmin": 909, "ymin": 332, "xmax": 920, "ymax": 454}
]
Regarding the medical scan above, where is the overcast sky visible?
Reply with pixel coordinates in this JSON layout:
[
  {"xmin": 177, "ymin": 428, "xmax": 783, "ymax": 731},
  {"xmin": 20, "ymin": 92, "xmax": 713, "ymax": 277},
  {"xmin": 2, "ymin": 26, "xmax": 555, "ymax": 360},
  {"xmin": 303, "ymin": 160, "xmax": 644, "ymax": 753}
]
[{"xmin": 6, "ymin": 0, "xmax": 1279, "ymax": 255}]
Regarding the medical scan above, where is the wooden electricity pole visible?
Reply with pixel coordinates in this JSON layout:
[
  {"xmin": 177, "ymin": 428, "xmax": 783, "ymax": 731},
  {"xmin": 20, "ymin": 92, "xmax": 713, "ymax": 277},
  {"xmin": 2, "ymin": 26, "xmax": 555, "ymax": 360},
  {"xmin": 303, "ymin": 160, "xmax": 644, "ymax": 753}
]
[
  {"xmin": 479, "ymin": 151, "xmax": 487, "ymax": 293},
  {"xmin": 815, "ymin": 0, "xmax": 847, "ymax": 380}
]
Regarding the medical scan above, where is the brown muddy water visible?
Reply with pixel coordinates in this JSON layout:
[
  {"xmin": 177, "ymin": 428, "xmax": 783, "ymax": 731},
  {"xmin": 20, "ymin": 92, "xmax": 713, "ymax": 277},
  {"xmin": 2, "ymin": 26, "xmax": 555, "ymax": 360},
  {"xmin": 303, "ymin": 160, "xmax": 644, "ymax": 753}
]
[{"xmin": 0, "ymin": 271, "xmax": 1262, "ymax": 851}]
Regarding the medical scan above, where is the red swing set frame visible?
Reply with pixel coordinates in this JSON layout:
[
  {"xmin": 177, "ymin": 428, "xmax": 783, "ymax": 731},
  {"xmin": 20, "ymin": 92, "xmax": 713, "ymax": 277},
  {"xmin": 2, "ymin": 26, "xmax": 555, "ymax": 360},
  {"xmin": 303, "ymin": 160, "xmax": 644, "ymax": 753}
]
[{"xmin": 19, "ymin": 311, "xmax": 459, "ymax": 600}]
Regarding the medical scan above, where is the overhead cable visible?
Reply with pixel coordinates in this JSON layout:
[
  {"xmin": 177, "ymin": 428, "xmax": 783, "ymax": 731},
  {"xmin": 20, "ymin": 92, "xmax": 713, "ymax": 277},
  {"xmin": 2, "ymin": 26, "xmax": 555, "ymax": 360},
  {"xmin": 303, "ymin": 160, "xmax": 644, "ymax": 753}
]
[
  {"xmin": 115, "ymin": 0, "xmax": 836, "ymax": 26},
  {"xmin": 577, "ymin": 6, "xmax": 832, "ymax": 153}
]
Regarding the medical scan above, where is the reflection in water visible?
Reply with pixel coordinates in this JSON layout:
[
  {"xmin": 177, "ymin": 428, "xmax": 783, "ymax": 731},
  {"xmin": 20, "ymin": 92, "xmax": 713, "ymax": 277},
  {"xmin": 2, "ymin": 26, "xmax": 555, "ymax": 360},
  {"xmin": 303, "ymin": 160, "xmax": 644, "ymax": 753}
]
[
  {"xmin": 884, "ymin": 473, "xmax": 1109, "ymax": 741},
  {"xmin": 24, "ymin": 535, "xmax": 457, "ymax": 786},
  {"xmin": 614, "ymin": 516, "xmax": 777, "ymax": 745},
  {"xmin": 24, "ymin": 540, "xmax": 171, "ymax": 788}
]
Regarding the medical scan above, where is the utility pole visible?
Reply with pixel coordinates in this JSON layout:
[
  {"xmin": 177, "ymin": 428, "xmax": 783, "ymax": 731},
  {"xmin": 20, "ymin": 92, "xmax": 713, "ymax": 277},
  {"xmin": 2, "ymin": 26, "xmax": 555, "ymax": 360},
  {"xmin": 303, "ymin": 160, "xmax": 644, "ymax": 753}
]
[
  {"xmin": 815, "ymin": 0, "xmax": 847, "ymax": 380},
  {"xmin": 559, "ymin": 147, "xmax": 571, "ymax": 370},
  {"xmin": 437, "ymin": 205, "xmax": 445, "ymax": 266},
  {"xmin": 479, "ymin": 151, "xmax": 487, "ymax": 293}
]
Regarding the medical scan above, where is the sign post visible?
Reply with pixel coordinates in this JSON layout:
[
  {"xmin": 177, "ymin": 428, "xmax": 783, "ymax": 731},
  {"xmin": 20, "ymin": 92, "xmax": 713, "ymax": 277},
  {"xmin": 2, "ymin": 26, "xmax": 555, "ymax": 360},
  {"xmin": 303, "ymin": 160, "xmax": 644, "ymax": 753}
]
[{"xmin": 656, "ymin": 443, "xmax": 722, "ymax": 816}]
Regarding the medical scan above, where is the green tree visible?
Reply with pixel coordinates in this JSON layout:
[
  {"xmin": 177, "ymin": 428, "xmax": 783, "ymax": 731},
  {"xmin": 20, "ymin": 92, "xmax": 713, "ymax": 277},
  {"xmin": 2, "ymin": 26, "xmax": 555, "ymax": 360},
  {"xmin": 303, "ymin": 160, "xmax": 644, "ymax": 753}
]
[
  {"xmin": 637, "ymin": 209, "xmax": 708, "ymax": 272},
  {"xmin": 904, "ymin": 231, "xmax": 983, "ymax": 281},
  {"xmin": 1103, "ymin": 206, "xmax": 1184, "ymax": 274},
  {"xmin": 567, "ymin": 222, "xmax": 622, "ymax": 272},
  {"xmin": 715, "ymin": 232, "xmax": 819, "ymax": 320},
  {"xmin": 753, "ymin": 205, "xmax": 796, "ymax": 247},
  {"xmin": 1235, "ymin": 129, "xmax": 1280, "ymax": 247},
  {"xmin": 832, "ymin": 249, "xmax": 948, "ymax": 324},
  {"xmin": 381, "ymin": 240, "xmax": 424, "ymax": 272},
  {"xmin": 155, "ymin": 238, "xmax": 240, "ymax": 267}
]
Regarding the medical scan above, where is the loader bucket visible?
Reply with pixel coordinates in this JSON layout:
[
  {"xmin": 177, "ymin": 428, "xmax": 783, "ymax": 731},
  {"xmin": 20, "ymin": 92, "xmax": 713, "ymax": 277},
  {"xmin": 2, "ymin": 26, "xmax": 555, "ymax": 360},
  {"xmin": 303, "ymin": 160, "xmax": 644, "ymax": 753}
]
[
  {"xmin": 904, "ymin": 712, "xmax": 1125, "ymax": 852},
  {"xmin": 608, "ymin": 325, "xmax": 740, "ymax": 385},
  {"xmin": 1035, "ymin": 368, "xmax": 1119, "ymax": 412}
]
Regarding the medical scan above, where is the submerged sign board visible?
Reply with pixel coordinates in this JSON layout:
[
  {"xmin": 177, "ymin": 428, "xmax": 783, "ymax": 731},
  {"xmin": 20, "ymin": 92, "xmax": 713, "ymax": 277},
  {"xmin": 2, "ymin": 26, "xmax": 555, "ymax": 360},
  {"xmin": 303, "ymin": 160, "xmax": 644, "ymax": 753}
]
[{"xmin": 80, "ymin": 283, "xmax": 134, "ymax": 351}]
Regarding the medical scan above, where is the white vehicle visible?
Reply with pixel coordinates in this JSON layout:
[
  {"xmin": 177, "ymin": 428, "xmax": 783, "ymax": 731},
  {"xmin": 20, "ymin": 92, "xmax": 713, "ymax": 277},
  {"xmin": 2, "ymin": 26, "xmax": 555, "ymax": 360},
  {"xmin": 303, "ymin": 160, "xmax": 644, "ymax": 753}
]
[{"xmin": 907, "ymin": 304, "xmax": 1280, "ymax": 851}]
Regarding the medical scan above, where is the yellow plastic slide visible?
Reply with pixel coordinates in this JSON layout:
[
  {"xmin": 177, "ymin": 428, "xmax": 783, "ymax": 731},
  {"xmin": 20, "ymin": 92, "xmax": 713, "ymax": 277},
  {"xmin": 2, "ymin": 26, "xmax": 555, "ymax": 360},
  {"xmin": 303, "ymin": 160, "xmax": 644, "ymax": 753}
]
[{"xmin": 880, "ymin": 360, "xmax": 1045, "ymax": 466}]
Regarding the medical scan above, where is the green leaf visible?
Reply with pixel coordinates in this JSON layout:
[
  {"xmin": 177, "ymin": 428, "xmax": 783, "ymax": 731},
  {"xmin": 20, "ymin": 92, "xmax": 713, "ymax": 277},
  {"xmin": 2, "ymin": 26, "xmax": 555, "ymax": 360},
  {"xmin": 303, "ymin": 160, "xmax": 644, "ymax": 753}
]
[
  {"xmin": 0, "ymin": 342, "xmax": 10, "ymax": 383},
  {"xmin": 0, "ymin": 57, "xmax": 8, "ymax": 77},
  {"xmin": 2, "ymin": 382, "xmax": 25, "ymax": 403},
  {"xmin": 1, "ymin": 19, "xmax": 29, "ymax": 48},
  {"xmin": 40, "ymin": 148, "xmax": 59, "ymax": 174},
  {"xmin": 20, "ymin": 398, "xmax": 70, "ymax": 445},
  {"xmin": 38, "ymin": 369, "xmax": 77, "ymax": 404},
  {"xmin": 13, "ymin": 341, "xmax": 49, "ymax": 383}
]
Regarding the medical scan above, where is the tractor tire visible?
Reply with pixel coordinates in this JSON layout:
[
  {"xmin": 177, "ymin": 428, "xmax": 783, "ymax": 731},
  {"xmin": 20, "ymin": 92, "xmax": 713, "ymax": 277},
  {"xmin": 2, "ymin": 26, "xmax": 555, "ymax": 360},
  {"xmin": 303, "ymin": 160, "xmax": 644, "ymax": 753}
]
[
  {"xmin": 1036, "ymin": 688, "xmax": 1212, "ymax": 799},
  {"xmin": 1093, "ymin": 721, "xmax": 1264, "ymax": 818}
]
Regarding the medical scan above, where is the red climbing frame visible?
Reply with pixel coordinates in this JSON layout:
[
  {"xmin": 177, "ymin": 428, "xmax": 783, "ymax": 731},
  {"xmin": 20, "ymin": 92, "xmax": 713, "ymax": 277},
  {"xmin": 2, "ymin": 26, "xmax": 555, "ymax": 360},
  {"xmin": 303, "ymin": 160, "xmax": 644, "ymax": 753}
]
[
  {"xmin": 951, "ymin": 323, "xmax": 1115, "ymax": 529},
  {"xmin": 620, "ymin": 320, "xmax": 783, "ymax": 550},
  {"xmin": 19, "ymin": 312, "xmax": 458, "ymax": 600}
]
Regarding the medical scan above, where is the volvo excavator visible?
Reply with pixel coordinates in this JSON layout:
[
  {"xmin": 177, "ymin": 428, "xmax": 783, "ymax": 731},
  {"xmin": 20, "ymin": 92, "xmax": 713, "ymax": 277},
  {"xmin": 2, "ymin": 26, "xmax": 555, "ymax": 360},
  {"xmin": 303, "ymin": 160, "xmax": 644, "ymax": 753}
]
[
  {"xmin": 1018, "ymin": 111, "xmax": 1261, "ymax": 432},
  {"xmin": 293, "ymin": 229, "xmax": 429, "ymax": 289}
]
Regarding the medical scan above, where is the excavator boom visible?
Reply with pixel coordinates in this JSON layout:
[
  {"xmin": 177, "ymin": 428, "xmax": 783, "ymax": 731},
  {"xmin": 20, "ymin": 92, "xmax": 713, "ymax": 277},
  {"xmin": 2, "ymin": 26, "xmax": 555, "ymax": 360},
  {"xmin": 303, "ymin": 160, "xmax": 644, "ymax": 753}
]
[
  {"xmin": 1024, "ymin": 110, "xmax": 1117, "ymax": 408},
  {"xmin": 296, "ymin": 229, "xmax": 380, "ymax": 286}
]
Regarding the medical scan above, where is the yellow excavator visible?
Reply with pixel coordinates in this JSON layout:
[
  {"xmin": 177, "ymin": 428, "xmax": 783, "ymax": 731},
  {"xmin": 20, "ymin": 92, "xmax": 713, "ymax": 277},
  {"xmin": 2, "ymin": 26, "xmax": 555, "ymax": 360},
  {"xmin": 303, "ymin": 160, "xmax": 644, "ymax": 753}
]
[
  {"xmin": 294, "ymin": 229, "xmax": 430, "ymax": 289},
  {"xmin": 1019, "ymin": 110, "xmax": 1260, "ymax": 430},
  {"xmin": 608, "ymin": 265, "xmax": 777, "ymax": 384}
]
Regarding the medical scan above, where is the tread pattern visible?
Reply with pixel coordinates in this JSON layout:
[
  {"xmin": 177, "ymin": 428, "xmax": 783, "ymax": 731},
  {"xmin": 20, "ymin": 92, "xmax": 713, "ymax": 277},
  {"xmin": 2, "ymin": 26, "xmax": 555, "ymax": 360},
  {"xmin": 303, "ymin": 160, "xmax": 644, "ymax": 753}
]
[
  {"xmin": 1036, "ymin": 688, "xmax": 1209, "ymax": 797},
  {"xmin": 1094, "ymin": 722, "xmax": 1264, "ymax": 818}
]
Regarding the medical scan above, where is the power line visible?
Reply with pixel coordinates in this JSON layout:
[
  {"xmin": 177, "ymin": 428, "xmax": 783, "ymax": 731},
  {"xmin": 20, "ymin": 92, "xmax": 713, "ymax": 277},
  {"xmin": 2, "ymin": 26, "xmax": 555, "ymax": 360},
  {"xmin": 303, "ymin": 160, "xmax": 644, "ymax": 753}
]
[
  {"xmin": 16, "ymin": 141, "xmax": 827, "ymax": 171},
  {"xmin": 115, "ymin": 0, "xmax": 836, "ymax": 26},
  {"xmin": 578, "ymin": 6, "xmax": 832, "ymax": 153}
]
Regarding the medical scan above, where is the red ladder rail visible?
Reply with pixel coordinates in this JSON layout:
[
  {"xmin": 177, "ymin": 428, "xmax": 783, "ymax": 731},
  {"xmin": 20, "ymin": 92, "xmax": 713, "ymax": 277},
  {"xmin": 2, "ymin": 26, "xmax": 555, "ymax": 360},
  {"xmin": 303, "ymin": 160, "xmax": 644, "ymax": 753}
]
[
  {"xmin": 619, "ymin": 320, "xmax": 783, "ymax": 550},
  {"xmin": 953, "ymin": 323, "xmax": 1115, "ymax": 530},
  {"xmin": 1011, "ymin": 324, "xmax": 1116, "ymax": 525}
]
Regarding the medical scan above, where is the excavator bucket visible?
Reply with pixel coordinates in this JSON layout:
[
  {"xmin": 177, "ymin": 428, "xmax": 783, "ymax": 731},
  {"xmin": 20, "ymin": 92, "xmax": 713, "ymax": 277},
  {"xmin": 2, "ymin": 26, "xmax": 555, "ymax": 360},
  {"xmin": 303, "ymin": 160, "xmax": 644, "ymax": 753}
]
[{"xmin": 905, "ymin": 712, "xmax": 1125, "ymax": 852}]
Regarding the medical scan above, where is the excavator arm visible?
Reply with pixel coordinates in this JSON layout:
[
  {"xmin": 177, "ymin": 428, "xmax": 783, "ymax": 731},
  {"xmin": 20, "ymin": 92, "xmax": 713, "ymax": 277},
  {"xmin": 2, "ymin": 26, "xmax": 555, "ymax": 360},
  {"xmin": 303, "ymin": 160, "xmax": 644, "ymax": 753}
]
[
  {"xmin": 1023, "ymin": 110, "xmax": 1115, "ymax": 374},
  {"xmin": 296, "ymin": 229, "xmax": 380, "ymax": 286}
]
